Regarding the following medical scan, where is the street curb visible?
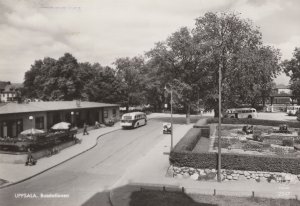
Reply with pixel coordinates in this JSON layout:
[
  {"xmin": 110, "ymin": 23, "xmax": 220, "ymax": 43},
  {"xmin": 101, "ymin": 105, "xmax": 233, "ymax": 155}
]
[{"xmin": 0, "ymin": 128, "xmax": 121, "ymax": 189}]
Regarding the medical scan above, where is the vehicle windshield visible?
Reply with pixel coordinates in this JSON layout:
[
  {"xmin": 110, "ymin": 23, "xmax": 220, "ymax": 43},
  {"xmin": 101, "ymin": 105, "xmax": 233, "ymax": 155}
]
[{"xmin": 123, "ymin": 116, "xmax": 132, "ymax": 120}]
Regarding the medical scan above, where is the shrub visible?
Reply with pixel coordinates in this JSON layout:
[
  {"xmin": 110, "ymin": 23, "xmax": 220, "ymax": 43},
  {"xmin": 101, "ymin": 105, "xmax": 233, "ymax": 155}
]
[
  {"xmin": 242, "ymin": 142, "xmax": 263, "ymax": 152},
  {"xmin": 173, "ymin": 128, "xmax": 202, "ymax": 151},
  {"xmin": 193, "ymin": 119, "xmax": 208, "ymax": 128},
  {"xmin": 294, "ymin": 137, "xmax": 300, "ymax": 144},
  {"xmin": 282, "ymin": 139, "xmax": 294, "ymax": 147},
  {"xmin": 270, "ymin": 146, "xmax": 294, "ymax": 156},
  {"xmin": 207, "ymin": 118, "xmax": 300, "ymax": 128},
  {"xmin": 170, "ymin": 151, "xmax": 300, "ymax": 174},
  {"xmin": 253, "ymin": 130, "xmax": 263, "ymax": 142},
  {"xmin": 213, "ymin": 138, "xmax": 239, "ymax": 149}
]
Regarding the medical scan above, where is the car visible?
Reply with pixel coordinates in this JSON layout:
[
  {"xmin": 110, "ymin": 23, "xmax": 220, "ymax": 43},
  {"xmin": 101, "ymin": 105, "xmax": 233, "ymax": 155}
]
[{"xmin": 296, "ymin": 110, "xmax": 300, "ymax": 121}]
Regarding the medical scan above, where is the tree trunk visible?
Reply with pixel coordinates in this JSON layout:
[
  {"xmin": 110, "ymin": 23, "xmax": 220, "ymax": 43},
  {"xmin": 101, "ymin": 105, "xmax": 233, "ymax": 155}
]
[
  {"xmin": 262, "ymin": 96, "xmax": 266, "ymax": 107},
  {"xmin": 214, "ymin": 104, "xmax": 219, "ymax": 118},
  {"xmin": 126, "ymin": 95, "xmax": 130, "ymax": 112},
  {"xmin": 186, "ymin": 103, "xmax": 191, "ymax": 124}
]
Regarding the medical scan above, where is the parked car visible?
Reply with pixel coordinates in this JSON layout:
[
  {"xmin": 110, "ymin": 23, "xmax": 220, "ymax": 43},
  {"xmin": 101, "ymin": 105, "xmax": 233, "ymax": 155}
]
[{"xmin": 296, "ymin": 111, "xmax": 300, "ymax": 121}]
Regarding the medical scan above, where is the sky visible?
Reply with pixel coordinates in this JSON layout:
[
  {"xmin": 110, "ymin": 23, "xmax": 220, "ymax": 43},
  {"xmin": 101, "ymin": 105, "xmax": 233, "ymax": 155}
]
[{"xmin": 1, "ymin": 0, "xmax": 300, "ymax": 85}]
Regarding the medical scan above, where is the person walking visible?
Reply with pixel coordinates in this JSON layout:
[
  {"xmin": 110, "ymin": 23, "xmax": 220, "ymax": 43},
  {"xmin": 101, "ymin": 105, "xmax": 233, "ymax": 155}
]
[
  {"xmin": 83, "ymin": 123, "xmax": 89, "ymax": 135},
  {"xmin": 26, "ymin": 148, "xmax": 36, "ymax": 166},
  {"xmin": 27, "ymin": 148, "xmax": 32, "ymax": 163}
]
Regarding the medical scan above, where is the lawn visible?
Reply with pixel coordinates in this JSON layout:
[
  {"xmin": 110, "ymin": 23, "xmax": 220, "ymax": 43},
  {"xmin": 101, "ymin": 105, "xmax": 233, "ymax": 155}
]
[{"xmin": 129, "ymin": 189, "xmax": 300, "ymax": 206}]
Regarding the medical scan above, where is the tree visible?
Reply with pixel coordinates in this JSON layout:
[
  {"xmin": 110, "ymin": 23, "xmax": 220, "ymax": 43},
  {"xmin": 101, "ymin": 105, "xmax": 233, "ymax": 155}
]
[
  {"xmin": 283, "ymin": 47, "xmax": 300, "ymax": 103},
  {"xmin": 147, "ymin": 28, "xmax": 208, "ymax": 124},
  {"xmin": 24, "ymin": 53, "xmax": 86, "ymax": 100},
  {"xmin": 114, "ymin": 56, "xmax": 147, "ymax": 110},
  {"xmin": 82, "ymin": 64, "xmax": 122, "ymax": 103},
  {"xmin": 192, "ymin": 12, "xmax": 280, "ymax": 116}
]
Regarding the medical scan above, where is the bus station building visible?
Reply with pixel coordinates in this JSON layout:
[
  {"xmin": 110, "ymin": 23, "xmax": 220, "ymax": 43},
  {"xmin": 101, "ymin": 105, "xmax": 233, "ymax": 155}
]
[{"xmin": 0, "ymin": 101, "xmax": 120, "ymax": 138}]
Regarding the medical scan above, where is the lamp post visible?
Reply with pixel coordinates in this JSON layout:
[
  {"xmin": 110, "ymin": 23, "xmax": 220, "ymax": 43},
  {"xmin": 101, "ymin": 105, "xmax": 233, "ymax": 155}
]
[
  {"xmin": 71, "ymin": 111, "xmax": 74, "ymax": 127},
  {"xmin": 164, "ymin": 85, "xmax": 174, "ymax": 152},
  {"xmin": 217, "ymin": 63, "xmax": 222, "ymax": 182},
  {"xmin": 29, "ymin": 116, "xmax": 33, "ymax": 137}
]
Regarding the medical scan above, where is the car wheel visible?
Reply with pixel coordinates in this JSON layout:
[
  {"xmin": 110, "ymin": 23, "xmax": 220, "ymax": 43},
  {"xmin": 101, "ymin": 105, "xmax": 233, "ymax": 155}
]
[{"xmin": 248, "ymin": 115, "xmax": 252, "ymax": 118}]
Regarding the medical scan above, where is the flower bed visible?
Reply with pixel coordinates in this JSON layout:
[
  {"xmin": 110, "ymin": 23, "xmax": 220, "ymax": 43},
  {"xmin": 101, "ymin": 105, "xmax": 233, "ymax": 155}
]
[
  {"xmin": 170, "ymin": 118, "xmax": 300, "ymax": 179},
  {"xmin": 211, "ymin": 124, "xmax": 300, "ymax": 157}
]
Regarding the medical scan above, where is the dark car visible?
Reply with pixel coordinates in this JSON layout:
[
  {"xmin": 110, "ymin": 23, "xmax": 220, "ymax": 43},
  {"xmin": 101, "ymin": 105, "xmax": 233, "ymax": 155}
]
[{"xmin": 296, "ymin": 111, "xmax": 300, "ymax": 121}]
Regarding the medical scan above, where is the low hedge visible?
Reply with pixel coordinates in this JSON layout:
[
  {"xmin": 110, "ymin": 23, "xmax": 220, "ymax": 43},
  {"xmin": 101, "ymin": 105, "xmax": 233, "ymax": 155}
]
[
  {"xmin": 193, "ymin": 119, "xmax": 208, "ymax": 128},
  {"xmin": 170, "ymin": 151, "xmax": 300, "ymax": 174},
  {"xmin": 207, "ymin": 118, "xmax": 300, "ymax": 128},
  {"xmin": 173, "ymin": 128, "xmax": 202, "ymax": 151}
]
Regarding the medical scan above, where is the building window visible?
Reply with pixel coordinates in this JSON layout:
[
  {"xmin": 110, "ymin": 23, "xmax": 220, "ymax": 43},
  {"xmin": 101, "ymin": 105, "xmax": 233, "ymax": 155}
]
[
  {"xmin": 104, "ymin": 110, "xmax": 108, "ymax": 118},
  {"xmin": 35, "ymin": 116, "xmax": 44, "ymax": 129},
  {"xmin": 113, "ymin": 109, "xmax": 116, "ymax": 117}
]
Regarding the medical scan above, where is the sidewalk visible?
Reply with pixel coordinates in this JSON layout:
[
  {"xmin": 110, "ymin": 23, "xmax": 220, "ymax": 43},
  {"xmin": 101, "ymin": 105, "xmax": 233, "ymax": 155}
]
[
  {"xmin": 0, "ymin": 124, "xmax": 121, "ymax": 188},
  {"xmin": 110, "ymin": 124, "xmax": 300, "ymax": 206}
]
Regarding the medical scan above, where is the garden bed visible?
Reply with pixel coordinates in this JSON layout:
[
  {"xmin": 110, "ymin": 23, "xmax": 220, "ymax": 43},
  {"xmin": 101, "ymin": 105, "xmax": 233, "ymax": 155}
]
[{"xmin": 210, "ymin": 124, "xmax": 300, "ymax": 157}]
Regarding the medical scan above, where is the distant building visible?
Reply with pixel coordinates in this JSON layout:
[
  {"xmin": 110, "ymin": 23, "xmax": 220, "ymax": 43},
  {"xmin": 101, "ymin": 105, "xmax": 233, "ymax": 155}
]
[
  {"xmin": 276, "ymin": 85, "xmax": 292, "ymax": 95},
  {"xmin": 0, "ymin": 81, "xmax": 23, "ymax": 102},
  {"xmin": 269, "ymin": 84, "xmax": 295, "ymax": 105},
  {"xmin": 0, "ymin": 101, "xmax": 120, "ymax": 138}
]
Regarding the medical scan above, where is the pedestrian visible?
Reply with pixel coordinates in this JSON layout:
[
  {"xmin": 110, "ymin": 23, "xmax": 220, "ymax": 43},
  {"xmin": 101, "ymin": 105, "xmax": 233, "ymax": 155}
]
[
  {"xmin": 26, "ymin": 148, "xmax": 35, "ymax": 166},
  {"xmin": 27, "ymin": 148, "xmax": 32, "ymax": 163},
  {"xmin": 83, "ymin": 123, "xmax": 89, "ymax": 135},
  {"xmin": 95, "ymin": 121, "xmax": 100, "ymax": 129}
]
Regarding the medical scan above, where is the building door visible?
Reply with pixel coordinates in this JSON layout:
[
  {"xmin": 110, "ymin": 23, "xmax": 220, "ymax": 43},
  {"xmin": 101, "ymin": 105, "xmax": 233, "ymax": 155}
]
[
  {"xmin": 65, "ymin": 112, "xmax": 71, "ymax": 123},
  {"xmin": 93, "ymin": 110, "xmax": 99, "ymax": 123},
  {"xmin": 53, "ymin": 112, "xmax": 61, "ymax": 124}
]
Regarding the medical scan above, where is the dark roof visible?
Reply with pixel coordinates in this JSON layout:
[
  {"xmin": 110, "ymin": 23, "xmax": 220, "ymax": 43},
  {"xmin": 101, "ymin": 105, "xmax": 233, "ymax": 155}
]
[
  {"xmin": 275, "ymin": 84, "xmax": 290, "ymax": 89},
  {"xmin": 0, "ymin": 81, "xmax": 10, "ymax": 90},
  {"xmin": 270, "ymin": 93, "xmax": 293, "ymax": 97},
  {"xmin": 3, "ymin": 83, "xmax": 23, "ymax": 92},
  {"xmin": 0, "ymin": 101, "xmax": 119, "ymax": 115}
]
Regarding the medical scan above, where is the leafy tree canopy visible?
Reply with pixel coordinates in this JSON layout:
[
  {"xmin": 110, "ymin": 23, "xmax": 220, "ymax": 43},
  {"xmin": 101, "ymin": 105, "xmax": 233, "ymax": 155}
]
[{"xmin": 283, "ymin": 47, "xmax": 300, "ymax": 102}]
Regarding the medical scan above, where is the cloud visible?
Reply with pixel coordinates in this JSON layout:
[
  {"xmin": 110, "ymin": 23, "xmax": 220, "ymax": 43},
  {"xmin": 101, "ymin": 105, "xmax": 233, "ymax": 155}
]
[
  {"xmin": 274, "ymin": 35, "xmax": 300, "ymax": 60},
  {"xmin": 0, "ymin": 0, "xmax": 299, "ymax": 85}
]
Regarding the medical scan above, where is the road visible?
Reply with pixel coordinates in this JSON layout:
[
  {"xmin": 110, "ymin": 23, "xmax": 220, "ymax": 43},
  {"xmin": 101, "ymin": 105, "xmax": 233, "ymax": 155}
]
[{"xmin": 0, "ymin": 119, "xmax": 167, "ymax": 206}]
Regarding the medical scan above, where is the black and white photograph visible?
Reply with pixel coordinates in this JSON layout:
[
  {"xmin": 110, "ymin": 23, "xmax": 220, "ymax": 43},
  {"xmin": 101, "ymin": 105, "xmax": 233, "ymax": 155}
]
[{"xmin": 1, "ymin": 0, "xmax": 300, "ymax": 205}]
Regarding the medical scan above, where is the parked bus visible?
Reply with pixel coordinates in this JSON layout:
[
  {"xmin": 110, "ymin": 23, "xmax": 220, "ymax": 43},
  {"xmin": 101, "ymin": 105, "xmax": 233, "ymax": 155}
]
[
  {"xmin": 286, "ymin": 105, "xmax": 300, "ymax": 116},
  {"xmin": 225, "ymin": 108, "xmax": 258, "ymax": 119},
  {"xmin": 120, "ymin": 112, "xmax": 147, "ymax": 128}
]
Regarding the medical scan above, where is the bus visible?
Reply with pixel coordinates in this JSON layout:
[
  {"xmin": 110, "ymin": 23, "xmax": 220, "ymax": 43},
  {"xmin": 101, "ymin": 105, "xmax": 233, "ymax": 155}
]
[
  {"xmin": 286, "ymin": 105, "xmax": 300, "ymax": 116},
  {"xmin": 120, "ymin": 112, "xmax": 147, "ymax": 128},
  {"xmin": 225, "ymin": 108, "xmax": 258, "ymax": 119}
]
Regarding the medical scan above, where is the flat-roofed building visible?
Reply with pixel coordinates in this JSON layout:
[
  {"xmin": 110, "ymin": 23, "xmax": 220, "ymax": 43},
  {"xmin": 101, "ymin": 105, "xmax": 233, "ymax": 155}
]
[{"xmin": 0, "ymin": 101, "xmax": 119, "ymax": 138}]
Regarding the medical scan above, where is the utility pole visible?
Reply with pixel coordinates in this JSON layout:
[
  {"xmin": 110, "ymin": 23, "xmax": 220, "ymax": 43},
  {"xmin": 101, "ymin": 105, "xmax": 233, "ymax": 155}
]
[
  {"xmin": 164, "ymin": 84, "xmax": 174, "ymax": 153},
  {"xmin": 170, "ymin": 87, "xmax": 173, "ymax": 152},
  {"xmin": 217, "ymin": 62, "xmax": 222, "ymax": 182}
]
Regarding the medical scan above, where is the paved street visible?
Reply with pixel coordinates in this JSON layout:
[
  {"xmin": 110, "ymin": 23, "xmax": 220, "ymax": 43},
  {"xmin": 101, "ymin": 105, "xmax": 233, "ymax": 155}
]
[{"xmin": 0, "ymin": 119, "xmax": 174, "ymax": 206}]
